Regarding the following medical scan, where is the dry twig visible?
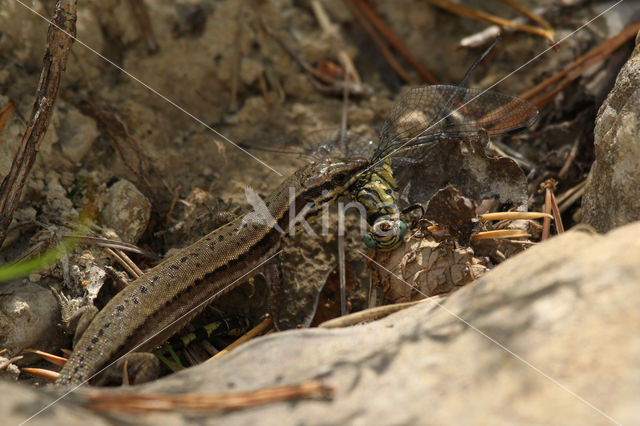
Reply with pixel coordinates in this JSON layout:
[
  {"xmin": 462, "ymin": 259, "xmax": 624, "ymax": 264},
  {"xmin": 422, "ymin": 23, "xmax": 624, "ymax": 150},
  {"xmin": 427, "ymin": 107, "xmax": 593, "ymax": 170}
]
[
  {"xmin": 472, "ymin": 229, "xmax": 531, "ymax": 240},
  {"xmin": 260, "ymin": 18, "xmax": 368, "ymax": 96},
  {"xmin": 556, "ymin": 179, "xmax": 587, "ymax": 214},
  {"xmin": 0, "ymin": 355, "xmax": 23, "ymax": 371},
  {"xmin": 498, "ymin": 0, "xmax": 553, "ymax": 31},
  {"xmin": 22, "ymin": 366, "xmax": 59, "ymax": 381},
  {"xmin": 424, "ymin": 0, "xmax": 554, "ymax": 42},
  {"xmin": 74, "ymin": 96, "xmax": 159, "ymax": 204},
  {"xmin": 319, "ymin": 295, "xmax": 446, "ymax": 328},
  {"xmin": 540, "ymin": 179, "xmax": 564, "ymax": 241},
  {"xmin": 207, "ymin": 316, "xmax": 272, "ymax": 361},
  {"xmin": 85, "ymin": 380, "xmax": 332, "ymax": 412},
  {"xmin": 127, "ymin": 0, "xmax": 159, "ymax": 53},
  {"xmin": 0, "ymin": 0, "xmax": 77, "ymax": 247},
  {"xmin": 480, "ymin": 212, "xmax": 552, "ymax": 222},
  {"xmin": 349, "ymin": 0, "xmax": 437, "ymax": 83},
  {"xmin": 24, "ymin": 348, "xmax": 67, "ymax": 368},
  {"xmin": 0, "ymin": 100, "xmax": 15, "ymax": 132},
  {"xmin": 520, "ymin": 21, "xmax": 640, "ymax": 108},
  {"xmin": 105, "ymin": 247, "xmax": 144, "ymax": 279},
  {"xmin": 343, "ymin": 0, "xmax": 411, "ymax": 82}
]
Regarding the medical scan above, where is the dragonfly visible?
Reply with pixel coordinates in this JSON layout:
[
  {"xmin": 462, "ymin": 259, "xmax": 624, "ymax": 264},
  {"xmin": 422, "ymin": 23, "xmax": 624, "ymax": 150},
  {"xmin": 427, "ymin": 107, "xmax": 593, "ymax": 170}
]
[{"xmin": 244, "ymin": 84, "xmax": 538, "ymax": 251}]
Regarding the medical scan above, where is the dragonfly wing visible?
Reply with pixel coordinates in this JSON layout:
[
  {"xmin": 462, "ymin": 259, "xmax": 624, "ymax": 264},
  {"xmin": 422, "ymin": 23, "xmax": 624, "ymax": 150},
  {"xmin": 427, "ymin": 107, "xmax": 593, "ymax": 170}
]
[
  {"xmin": 301, "ymin": 129, "xmax": 376, "ymax": 159},
  {"xmin": 242, "ymin": 129, "xmax": 375, "ymax": 163},
  {"xmin": 376, "ymin": 85, "xmax": 538, "ymax": 160},
  {"xmin": 374, "ymin": 85, "xmax": 536, "ymax": 213}
]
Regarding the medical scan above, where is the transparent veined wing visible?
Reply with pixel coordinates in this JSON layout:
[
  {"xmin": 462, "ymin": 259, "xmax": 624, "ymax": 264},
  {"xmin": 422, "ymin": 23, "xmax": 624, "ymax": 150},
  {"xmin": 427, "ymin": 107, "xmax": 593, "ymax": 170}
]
[
  {"xmin": 240, "ymin": 128, "xmax": 376, "ymax": 163},
  {"xmin": 375, "ymin": 85, "xmax": 538, "ymax": 161},
  {"xmin": 298, "ymin": 129, "xmax": 376, "ymax": 160}
]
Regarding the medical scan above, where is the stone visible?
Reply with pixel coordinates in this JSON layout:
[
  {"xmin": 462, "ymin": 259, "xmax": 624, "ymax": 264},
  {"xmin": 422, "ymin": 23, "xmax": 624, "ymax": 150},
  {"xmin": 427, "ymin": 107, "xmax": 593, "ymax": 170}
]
[
  {"xmin": 0, "ymin": 281, "xmax": 61, "ymax": 357},
  {"xmin": 57, "ymin": 108, "xmax": 99, "ymax": 163},
  {"xmin": 102, "ymin": 180, "xmax": 151, "ymax": 244},
  {"xmin": 0, "ymin": 355, "xmax": 20, "ymax": 381},
  {"xmin": 130, "ymin": 223, "xmax": 639, "ymax": 425},
  {"xmin": 240, "ymin": 57, "xmax": 264, "ymax": 86},
  {"xmin": 6, "ymin": 222, "xmax": 634, "ymax": 425},
  {"xmin": 582, "ymin": 32, "xmax": 640, "ymax": 232},
  {"xmin": 2, "ymin": 381, "xmax": 109, "ymax": 425}
]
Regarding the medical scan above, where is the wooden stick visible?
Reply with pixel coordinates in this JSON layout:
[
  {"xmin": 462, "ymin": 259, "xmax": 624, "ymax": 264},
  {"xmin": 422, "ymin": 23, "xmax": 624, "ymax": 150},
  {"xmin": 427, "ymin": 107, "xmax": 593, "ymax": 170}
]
[
  {"xmin": 0, "ymin": 0, "xmax": 77, "ymax": 246},
  {"xmin": 22, "ymin": 367, "xmax": 60, "ymax": 382},
  {"xmin": 319, "ymin": 295, "xmax": 446, "ymax": 328},
  {"xmin": 24, "ymin": 348, "xmax": 67, "ymax": 367},
  {"xmin": 105, "ymin": 247, "xmax": 142, "ymax": 280},
  {"xmin": 472, "ymin": 229, "xmax": 531, "ymax": 240},
  {"xmin": 498, "ymin": 0, "xmax": 553, "ymax": 31},
  {"xmin": 424, "ymin": 0, "xmax": 554, "ymax": 42},
  {"xmin": 85, "ymin": 380, "xmax": 332, "ymax": 412},
  {"xmin": 352, "ymin": 0, "xmax": 437, "ymax": 83},
  {"xmin": 0, "ymin": 100, "xmax": 15, "ymax": 132},
  {"xmin": 520, "ymin": 21, "xmax": 640, "ymax": 105},
  {"xmin": 541, "ymin": 184, "xmax": 553, "ymax": 241},
  {"xmin": 480, "ymin": 212, "xmax": 552, "ymax": 221},
  {"xmin": 549, "ymin": 190, "xmax": 564, "ymax": 234},
  {"xmin": 344, "ymin": 0, "xmax": 411, "ymax": 82},
  {"xmin": 206, "ymin": 316, "xmax": 272, "ymax": 361},
  {"xmin": 127, "ymin": 0, "xmax": 159, "ymax": 53},
  {"xmin": 556, "ymin": 180, "xmax": 587, "ymax": 214},
  {"xmin": 0, "ymin": 355, "xmax": 23, "ymax": 371}
]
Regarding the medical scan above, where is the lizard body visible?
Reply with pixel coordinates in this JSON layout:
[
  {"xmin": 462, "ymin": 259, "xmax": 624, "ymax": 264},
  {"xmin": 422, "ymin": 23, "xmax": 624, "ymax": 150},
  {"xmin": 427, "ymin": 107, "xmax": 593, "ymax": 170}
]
[{"xmin": 56, "ymin": 158, "xmax": 367, "ymax": 386}]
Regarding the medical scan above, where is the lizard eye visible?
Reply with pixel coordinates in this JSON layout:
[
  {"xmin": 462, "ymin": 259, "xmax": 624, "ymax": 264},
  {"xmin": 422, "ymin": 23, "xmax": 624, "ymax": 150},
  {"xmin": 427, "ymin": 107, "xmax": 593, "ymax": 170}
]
[{"xmin": 333, "ymin": 173, "xmax": 347, "ymax": 185}]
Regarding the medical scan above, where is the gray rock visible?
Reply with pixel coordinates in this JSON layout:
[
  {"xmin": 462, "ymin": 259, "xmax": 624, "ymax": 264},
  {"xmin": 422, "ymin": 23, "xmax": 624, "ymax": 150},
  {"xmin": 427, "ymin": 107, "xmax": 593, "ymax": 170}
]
[
  {"xmin": 582, "ymin": 31, "xmax": 640, "ymax": 232},
  {"xmin": 102, "ymin": 180, "xmax": 151, "ymax": 244},
  {"xmin": 240, "ymin": 57, "xmax": 264, "ymax": 86},
  {"xmin": 127, "ymin": 223, "xmax": 640, "ymax": 425},
  {"xmin": 0, "ymin": 355, "xmax": 20, "ymax": 381},
  {"xmin": 0, "ymin": 281, "xmax": 61, "ymax": 357},
  {"xmin": 2, "ymin": 381, "xmax": 109, "ymax": 426},
  {"xmin": 8, "ymin": 221, "xmax": 635, "ymax": 425},
  {"xmin": 58, "ymin": 108, "xmax": 99, "ymax": 164}
]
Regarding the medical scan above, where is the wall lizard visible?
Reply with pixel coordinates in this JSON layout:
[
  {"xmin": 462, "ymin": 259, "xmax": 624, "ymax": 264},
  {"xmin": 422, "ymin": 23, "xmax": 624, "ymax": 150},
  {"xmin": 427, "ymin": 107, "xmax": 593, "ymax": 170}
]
[{"xmin": 56, "ymin": 157, "xmax": 368, "ymax": 386}]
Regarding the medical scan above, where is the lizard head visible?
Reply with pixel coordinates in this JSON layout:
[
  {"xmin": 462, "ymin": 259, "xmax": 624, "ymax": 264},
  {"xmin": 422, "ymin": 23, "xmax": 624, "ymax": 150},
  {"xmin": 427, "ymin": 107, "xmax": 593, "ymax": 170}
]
[
  {"xmin": 296, "ymin": 157, "xmax": 369, "ymax": 204},
  {"xmin": 261, "ymin": 158, "xmax": 369, "ymax": 237}
]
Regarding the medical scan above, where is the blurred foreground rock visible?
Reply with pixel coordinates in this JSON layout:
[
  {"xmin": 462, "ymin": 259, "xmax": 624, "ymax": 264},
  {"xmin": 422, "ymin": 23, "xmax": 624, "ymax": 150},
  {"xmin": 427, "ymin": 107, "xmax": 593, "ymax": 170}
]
[
  {"xmin": 0, "ymin": 281, "xmax": 61, "ymax": 358},
  {"xmin": 7, "ymin": 222, "xmax": 640, "ymax": 425},
  {"xmin": 582, "ymin": 32, "xmax": 640, "ymax": 231}
]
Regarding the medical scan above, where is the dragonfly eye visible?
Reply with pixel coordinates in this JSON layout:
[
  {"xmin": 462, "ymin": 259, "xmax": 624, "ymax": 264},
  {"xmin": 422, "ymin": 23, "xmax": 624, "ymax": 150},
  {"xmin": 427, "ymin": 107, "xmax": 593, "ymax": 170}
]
[
  {"xmin": 363, "ymin": 233, "xmax": 377, "ymax": 248},
  {"xmin": 398, "ymin": 220, "xmax": 408, "ymax": 238}
]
